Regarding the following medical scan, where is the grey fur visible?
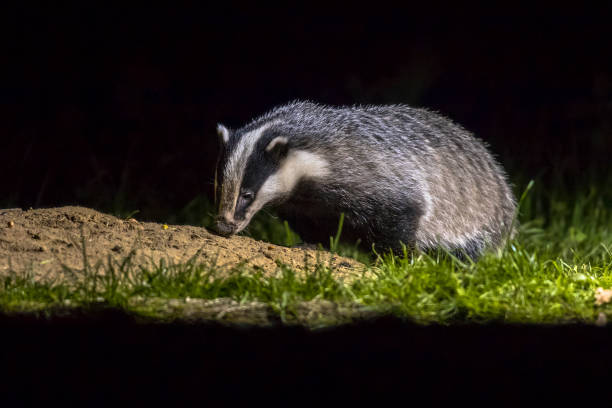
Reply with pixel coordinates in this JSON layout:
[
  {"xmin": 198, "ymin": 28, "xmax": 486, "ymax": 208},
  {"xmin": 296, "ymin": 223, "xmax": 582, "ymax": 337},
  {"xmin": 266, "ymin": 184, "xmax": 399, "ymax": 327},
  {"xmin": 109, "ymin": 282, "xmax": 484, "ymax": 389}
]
[{"xmin": 214, "ymin": 100, "xmax": 517, "ymax": 260}]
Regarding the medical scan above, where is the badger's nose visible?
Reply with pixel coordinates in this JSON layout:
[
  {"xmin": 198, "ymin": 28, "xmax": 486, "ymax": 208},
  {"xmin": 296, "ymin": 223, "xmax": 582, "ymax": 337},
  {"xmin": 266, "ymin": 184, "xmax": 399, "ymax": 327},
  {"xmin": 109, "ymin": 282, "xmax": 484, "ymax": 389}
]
[{"xmin": 215, "ymin": 217, "xmax": 237, "ymax": 237}]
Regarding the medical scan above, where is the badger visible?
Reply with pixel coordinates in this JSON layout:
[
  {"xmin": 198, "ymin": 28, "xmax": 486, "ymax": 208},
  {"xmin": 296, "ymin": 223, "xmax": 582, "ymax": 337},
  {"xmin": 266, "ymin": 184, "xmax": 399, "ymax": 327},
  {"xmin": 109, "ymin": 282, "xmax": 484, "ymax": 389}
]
[{"xmin": 213, "ymin": 100, "xmax": 517, "ymax": 260}]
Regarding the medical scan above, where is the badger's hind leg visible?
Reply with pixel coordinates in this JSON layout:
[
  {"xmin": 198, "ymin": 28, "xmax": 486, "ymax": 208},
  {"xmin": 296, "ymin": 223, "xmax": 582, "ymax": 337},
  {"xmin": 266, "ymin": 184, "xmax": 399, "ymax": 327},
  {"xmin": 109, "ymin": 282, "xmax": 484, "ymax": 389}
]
[
  {"xmin": 419, "ymin": 236, "xmax": 486, "ymax": 262},
  {"xmin": 450, "ymin": 237, "xmax": 486, "ymax": 262}
]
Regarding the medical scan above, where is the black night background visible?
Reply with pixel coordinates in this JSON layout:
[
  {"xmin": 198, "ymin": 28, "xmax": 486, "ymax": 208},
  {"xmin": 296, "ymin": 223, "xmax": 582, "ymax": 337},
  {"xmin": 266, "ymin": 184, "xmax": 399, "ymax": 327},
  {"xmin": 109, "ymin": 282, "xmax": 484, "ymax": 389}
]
[
  {"xmin": 1, "ymin": 3, "xmax": 612, "ymax": 405},
  {"xmin": 3, "ymin": 4, "xmax": 611, "ymax": 218}
]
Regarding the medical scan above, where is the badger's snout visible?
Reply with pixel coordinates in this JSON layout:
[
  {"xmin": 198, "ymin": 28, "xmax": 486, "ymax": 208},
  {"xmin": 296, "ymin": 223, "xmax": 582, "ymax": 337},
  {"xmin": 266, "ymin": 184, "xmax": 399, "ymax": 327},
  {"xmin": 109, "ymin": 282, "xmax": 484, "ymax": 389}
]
[{"xmin": 215, "ymin": 217, "xmax": 237, "ymax": 237}]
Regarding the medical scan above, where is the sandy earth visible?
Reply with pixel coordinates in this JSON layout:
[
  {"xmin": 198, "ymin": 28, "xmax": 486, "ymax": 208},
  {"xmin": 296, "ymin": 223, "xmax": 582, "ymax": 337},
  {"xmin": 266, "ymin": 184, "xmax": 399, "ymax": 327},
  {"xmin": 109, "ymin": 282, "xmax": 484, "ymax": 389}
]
[{"xmin": 0, "ymin": 206, "xmax": 367, "ymax": 285}]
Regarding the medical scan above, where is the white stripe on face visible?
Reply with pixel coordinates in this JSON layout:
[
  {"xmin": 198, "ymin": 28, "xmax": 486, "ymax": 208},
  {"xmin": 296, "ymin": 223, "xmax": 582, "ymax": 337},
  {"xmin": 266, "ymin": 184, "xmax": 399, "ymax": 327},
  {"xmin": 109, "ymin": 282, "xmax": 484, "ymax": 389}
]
[
  {"xmin": 233, "ymin": 149, "xmax": 330, "ymax": 233},
  {"xmin": 221, "ymin": 121, "xmax": 278, "ymax": 220}
]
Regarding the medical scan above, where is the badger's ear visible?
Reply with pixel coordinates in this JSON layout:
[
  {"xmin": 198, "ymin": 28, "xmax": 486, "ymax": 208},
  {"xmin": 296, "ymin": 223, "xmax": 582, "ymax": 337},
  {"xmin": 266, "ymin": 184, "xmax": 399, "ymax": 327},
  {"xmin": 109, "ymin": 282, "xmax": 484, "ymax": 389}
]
[
  {"xmin": 265, "ymin": 136, "xmax": 289, "ymax": 160},
  {"xmin": 216, "ymin": 124, "xmax": 230, "ymax": 145}
]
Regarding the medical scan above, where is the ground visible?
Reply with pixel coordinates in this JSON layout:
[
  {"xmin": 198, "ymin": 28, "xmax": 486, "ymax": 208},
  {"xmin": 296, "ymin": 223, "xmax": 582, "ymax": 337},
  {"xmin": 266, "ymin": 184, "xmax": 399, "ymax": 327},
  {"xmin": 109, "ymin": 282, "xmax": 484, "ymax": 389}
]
[{"xmin": 0, "ymin": 206, "xmax": 364, "ymax": 285}]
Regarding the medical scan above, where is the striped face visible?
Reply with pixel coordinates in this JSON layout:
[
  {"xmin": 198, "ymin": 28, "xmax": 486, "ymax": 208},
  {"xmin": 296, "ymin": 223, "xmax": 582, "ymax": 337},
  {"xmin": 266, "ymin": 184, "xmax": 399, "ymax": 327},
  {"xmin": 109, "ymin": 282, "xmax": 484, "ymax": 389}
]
[{"xmin": 214, "ymin": 122, "xmax": 329, "ymax": 236}]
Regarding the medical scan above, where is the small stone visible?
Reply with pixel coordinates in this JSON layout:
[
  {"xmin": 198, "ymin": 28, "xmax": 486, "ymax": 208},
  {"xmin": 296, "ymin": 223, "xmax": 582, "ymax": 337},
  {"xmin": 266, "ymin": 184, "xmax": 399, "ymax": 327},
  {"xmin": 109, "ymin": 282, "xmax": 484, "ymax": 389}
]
[
  {"xmin": 7, "ymin": 221, "xmax": 14, "ymax": 228},
  {"xmin": 595, "ymin": 287, "xmax": 612, "ymax": 305}
]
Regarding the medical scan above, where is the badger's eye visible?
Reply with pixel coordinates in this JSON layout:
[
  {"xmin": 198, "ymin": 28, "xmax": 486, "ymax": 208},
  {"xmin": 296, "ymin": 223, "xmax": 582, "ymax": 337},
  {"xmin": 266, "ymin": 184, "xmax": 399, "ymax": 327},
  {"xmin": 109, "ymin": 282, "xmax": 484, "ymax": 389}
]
[{"xmin": 241, "ymin": 191, "xmax": 255, "ymax": 201}]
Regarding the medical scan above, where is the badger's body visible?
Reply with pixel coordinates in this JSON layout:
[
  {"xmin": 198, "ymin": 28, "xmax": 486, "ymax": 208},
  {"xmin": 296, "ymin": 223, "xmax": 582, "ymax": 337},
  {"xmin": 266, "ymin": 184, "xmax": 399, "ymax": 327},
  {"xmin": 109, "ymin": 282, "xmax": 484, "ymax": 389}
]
[{"xmin": 214, "ymin": 101, "xmax": 516, "ymax": 260}]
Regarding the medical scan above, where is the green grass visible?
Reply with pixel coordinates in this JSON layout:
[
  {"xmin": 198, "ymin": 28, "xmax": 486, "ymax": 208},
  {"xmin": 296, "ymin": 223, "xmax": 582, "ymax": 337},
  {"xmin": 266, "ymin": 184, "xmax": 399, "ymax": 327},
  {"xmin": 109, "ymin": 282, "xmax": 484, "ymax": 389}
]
[{"xmin": 1, "ymin": 177, "xmax": 612, "ymax": 327}]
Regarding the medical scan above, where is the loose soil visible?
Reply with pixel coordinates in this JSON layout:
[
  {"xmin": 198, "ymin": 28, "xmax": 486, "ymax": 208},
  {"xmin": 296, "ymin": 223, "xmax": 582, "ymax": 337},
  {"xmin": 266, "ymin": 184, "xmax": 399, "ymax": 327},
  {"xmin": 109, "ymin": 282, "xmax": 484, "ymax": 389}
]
[{"xmin": 0, "ymin": 206, "xmax": 366, "ymax": 284}]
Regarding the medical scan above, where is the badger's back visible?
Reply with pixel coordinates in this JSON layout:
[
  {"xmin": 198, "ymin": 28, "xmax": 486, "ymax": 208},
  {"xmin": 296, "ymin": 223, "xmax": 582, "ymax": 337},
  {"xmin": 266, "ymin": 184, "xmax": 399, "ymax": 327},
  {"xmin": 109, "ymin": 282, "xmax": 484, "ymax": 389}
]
[{"xmin": 217, "ymin": 101, "xmax": 517, "ymax": 259}]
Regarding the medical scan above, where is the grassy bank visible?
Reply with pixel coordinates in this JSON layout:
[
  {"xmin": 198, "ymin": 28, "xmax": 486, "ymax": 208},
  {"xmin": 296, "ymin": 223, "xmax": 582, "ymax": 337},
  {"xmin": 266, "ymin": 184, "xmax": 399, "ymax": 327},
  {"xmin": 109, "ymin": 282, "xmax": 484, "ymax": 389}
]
[{"xmin": 1, "ymin": 177, "xmax": 611, "ymax": 327}]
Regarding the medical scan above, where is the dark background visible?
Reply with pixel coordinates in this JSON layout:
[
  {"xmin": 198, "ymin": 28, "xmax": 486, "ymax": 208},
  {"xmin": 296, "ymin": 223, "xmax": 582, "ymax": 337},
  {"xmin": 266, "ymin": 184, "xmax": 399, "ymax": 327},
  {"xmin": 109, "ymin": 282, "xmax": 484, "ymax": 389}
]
[
  {"xmin": 2, "ymin": 3, "xmax": 611, "ymax": 221},
  {"xmin": 2, "ymin": 312, "xmax": 612, "ymax": 405}
]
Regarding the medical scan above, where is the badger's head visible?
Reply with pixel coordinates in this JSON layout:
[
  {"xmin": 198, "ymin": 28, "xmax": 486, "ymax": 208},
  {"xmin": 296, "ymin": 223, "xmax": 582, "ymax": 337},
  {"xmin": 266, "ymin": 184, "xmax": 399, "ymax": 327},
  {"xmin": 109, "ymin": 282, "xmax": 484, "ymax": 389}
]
[{"xmin": 213, "ymin": 121, "xmax": 329, "ymax": 237}]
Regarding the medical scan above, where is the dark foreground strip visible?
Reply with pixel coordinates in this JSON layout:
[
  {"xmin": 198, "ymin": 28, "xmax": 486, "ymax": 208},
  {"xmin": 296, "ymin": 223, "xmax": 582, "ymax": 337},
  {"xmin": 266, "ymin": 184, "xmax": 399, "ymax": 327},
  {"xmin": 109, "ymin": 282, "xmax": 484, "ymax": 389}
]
[{"xmin": 0, "ymin": 310, "xmax": 610, "ymax": 405}]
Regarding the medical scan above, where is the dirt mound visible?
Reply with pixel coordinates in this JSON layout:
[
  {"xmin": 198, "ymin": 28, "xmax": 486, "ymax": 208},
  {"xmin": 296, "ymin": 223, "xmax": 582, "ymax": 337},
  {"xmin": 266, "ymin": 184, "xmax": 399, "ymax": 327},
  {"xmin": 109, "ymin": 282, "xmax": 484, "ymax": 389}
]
[{"xmin": 0, "ymin": 206, "xmax": 366, "ymax": 283}]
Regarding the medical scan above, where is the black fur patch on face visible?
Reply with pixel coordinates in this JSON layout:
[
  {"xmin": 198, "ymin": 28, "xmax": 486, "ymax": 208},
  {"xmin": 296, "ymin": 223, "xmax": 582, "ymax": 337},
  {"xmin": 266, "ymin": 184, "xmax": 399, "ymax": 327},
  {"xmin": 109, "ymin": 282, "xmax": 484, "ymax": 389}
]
[{"xmin": 233, "ymin": 130, "xmax": 286, "ymax": 220}]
